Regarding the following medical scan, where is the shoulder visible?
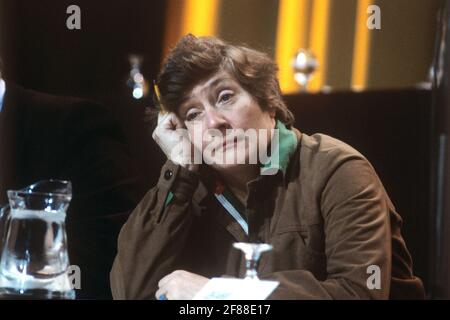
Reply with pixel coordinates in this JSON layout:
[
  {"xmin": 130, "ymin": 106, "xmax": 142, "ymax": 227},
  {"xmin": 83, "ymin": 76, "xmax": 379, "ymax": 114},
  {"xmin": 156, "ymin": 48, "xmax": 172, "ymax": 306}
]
[
  {"xmin": 300, "ymin": 133, "xmax": 368, "ymax": 169},
  {"xmin": 296, "ymin": 133, "xmax": 380, "ymax": 190},
  {"xmin": 12, "ymin": 83, "xmax": 120, "ymax": 136},
  {"xmin": 296, "ymin": 133, "xmax": 394, "ymax": 219},
  {"xmin": 6, "ymin": 82, "xmax": 108, "ymax": 120},
  {"xmin": 31, "ymin": 88, "xmax": 106, "ymax": 118}
]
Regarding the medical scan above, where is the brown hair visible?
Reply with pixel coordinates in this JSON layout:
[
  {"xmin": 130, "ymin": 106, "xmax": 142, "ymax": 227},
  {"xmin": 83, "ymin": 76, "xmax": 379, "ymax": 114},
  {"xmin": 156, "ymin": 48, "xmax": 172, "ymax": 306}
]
[{"xmin": 155, "ymin": 34, "xmax": 295, "ymax": 128}]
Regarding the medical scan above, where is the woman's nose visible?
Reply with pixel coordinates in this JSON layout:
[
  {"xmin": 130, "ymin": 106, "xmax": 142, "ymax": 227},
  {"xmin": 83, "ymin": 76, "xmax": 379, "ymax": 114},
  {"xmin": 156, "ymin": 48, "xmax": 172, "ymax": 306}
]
[{"xmin": 204, "ymin": 108, "xmax": 228, "ymax": 130}]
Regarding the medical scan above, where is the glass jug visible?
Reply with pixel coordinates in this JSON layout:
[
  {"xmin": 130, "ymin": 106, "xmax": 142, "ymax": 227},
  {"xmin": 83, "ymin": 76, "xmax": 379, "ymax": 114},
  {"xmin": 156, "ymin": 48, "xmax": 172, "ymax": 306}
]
[{"xmin": 0, "ymin": 180, "xmax": 75, "ymax": 299}]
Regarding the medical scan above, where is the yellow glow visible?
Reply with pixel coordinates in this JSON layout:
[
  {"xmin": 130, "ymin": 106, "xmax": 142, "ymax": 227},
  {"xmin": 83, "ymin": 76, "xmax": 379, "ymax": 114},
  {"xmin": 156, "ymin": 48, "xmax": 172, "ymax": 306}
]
[
  {"xmin": 275, "ymin": 0, "xmax": 310, "ymax": 93},
  {"xmin": 162, "ymin": 0, "xmax": 186, "ymax": 58},
  {"xmin": 181, "ymin": 0, "xmax": 219, "ymax": 36},
  {"xmin": 162, "ymin": 0, "xmax": 220, "ymax": 62},
  {"xmin": 351, "ymin": 0, "xmax": 372, "ymax": 89},
  {"xmin": 309, "ymin": 0, "xmax": 331, "ymax": 92}
]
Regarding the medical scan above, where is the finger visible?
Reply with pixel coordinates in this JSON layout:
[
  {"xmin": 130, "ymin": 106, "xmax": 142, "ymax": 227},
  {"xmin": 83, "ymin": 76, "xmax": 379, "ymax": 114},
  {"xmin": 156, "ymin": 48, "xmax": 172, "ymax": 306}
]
[
  {"xmin": 170, "ymin": 113, "xmax": 185, "ymax": 130},
  {"xmin": 157, "ymin": 112, "xmax": 171, "ymax": 126},
  {"xmin": 160, "ymin": 113, "xmax": 182, "ymax": 131},
  {"xmin": 153, "ymin": 113, "xmax": 171, "ymax": 141}
]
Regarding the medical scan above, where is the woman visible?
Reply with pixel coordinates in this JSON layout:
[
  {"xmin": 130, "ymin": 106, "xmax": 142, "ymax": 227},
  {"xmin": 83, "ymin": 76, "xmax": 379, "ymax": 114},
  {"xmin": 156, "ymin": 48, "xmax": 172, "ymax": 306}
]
[{"xmin": 110, "ymin": 34, "xmax": 424, "ymax": 300}]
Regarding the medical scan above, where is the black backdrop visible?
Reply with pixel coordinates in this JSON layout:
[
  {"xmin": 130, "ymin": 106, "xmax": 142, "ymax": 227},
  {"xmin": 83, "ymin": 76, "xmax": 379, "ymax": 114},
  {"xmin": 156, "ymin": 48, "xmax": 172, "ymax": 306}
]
[
  {"xmin": 0, "ymin": 0, "xmax": 165, "ymax": 99},
  {"xmin": 0, "ymin": 0, "xmax": 167, "ymax": 186}
]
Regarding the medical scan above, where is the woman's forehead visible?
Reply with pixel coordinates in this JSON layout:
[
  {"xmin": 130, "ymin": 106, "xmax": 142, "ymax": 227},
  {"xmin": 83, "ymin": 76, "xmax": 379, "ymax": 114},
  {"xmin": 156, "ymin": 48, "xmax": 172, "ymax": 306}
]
[{"xmin": 186, "ymin": 71, "xmax": 239, "ymax": 99}]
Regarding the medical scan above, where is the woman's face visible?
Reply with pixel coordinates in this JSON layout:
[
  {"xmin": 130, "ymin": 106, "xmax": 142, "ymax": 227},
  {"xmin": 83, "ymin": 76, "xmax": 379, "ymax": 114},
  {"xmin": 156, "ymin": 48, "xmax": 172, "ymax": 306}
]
[{"xmin": 178, "ymin": 70, "xmax": 276, "ymax": 171}]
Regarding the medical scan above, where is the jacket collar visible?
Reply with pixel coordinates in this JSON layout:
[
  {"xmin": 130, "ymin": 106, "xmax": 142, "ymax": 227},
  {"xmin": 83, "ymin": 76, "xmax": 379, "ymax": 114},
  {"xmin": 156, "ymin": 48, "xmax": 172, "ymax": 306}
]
[{"xmin": 260, "ymin": 120, "xmax": 300, "ymax": 178}]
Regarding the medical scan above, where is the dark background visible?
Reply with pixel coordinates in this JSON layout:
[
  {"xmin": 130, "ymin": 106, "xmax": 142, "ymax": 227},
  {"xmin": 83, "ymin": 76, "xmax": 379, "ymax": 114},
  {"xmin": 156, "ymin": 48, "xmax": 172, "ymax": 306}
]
[
  {"xmin": 0, "ymin": 0, "xmax": 168, "ymax": 185},
  {"xmin": 0, "ymin": 0, "xmax": 165, "ymax": 99}
]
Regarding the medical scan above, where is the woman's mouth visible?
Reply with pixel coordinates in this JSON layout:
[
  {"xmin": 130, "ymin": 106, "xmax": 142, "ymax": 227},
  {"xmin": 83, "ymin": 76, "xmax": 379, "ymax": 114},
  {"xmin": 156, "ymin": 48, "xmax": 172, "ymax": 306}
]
[{"xmin": 222, "ymin": 136, "xmax": 239, "ymax": 149}]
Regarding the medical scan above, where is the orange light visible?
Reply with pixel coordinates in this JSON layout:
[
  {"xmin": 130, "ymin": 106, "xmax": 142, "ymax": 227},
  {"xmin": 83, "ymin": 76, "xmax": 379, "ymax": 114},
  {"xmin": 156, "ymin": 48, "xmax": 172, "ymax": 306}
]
[
  {"xmin": 275, "ymin": 0, "xmax": 311, "ymax": 93},
  {"xmin": 162, "ymin": 0, "xmax": 220, "ymax": 59},
  {"xmin": 351, "ymin": 0, "xmax": 373, "ymax": 89},
  {"xmin": 308, "ymin": 0, "xmax": 331, "ymax": 92},
  {"xmin": 181, "ymin": 0, "xmax": 220, "ymax": 36}
]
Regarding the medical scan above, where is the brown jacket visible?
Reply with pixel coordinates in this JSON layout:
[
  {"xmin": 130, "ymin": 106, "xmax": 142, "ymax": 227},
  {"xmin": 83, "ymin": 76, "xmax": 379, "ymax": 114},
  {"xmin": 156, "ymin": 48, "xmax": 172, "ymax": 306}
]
[{"xmin": 110, "ymin": 131, "xmax": 425, "ymax": 299}]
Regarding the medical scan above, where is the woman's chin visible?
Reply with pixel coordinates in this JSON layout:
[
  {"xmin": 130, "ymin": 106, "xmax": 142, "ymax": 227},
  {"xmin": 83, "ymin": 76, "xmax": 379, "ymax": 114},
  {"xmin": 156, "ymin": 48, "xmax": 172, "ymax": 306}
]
[{"xmin": 210, "ymin": 161, "xmax": 241, "ymax": 172}]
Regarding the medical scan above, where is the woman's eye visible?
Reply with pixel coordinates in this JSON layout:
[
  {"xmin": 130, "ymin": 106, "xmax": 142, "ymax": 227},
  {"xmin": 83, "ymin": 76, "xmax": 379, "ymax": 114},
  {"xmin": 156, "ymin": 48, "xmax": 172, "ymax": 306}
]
[
  {"xmin": 218, "ymin": 92, "xmax": 233, "ymax": 104},
  {"xmin": 186, "ymin": 111, "xmax": 200, "ymax": 121}
]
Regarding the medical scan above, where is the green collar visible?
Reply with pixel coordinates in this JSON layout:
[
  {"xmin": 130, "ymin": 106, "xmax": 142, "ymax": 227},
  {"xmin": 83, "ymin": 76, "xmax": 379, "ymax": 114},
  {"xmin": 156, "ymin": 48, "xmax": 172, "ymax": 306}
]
[{"xmin": 260, "ymin": 120, "xmax": 298, "ymax": 177}]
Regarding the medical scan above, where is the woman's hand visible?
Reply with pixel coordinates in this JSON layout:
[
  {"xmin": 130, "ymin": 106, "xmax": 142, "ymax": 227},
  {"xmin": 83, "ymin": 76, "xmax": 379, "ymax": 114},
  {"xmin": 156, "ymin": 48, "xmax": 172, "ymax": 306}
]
[
  {"xmin": 155, "ymin": 270, "xmax": 209, "ymax": 300},
  {"xmin": 152, "ymin": 112, "xmax": 199, "ymax": 171}
]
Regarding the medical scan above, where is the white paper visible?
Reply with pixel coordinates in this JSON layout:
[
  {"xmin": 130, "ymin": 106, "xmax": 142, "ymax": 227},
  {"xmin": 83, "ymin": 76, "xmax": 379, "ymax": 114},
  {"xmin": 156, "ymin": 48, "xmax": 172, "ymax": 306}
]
[{"xmin": 193, "ymin": 278, "xmax": 279, "ymax": 300}]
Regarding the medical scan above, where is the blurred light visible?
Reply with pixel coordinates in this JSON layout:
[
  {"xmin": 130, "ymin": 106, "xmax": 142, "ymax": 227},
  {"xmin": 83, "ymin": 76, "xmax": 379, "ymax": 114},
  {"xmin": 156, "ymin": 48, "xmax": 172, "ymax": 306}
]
[
  {"xmin": 294, "ymin": 74, "xmax": 308, "ymax": 87},
  {"xmin": 351, "ymin": 0, "xmax": 373, "ymax": 89},
  {"xmin": 292, "ymin": 49, "xmax": 318, "ymax": 89},
  {"xmin": 181, "ymin": 0, "xmax": 219, "ymax": 36},
  {"xmin": 133, "ymin": 73, "xmax": 144, "ymax": 83},
  {"xmin": 128, "ymin": 54, "xmax": 148, "ymax": 99},
  {"xmin": 309, "ymin": 0, "xmax": 331, "ymax": 92},
  {"xmin": 294, "ymin": 51, "xmax": 308, "ymax": 67},
  {"xmin": 162, "ymin": 0, "xmax": 220, "ymax": 60},
  {"xmin": 275, "ymin": 0, "xmax": 311, "ymax": 93},
  {"xmin": 133, "ymin": 87, "xmax": 143, "ymax": 99}
]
